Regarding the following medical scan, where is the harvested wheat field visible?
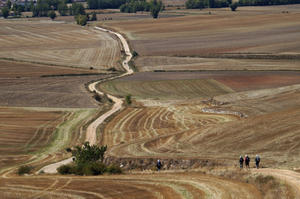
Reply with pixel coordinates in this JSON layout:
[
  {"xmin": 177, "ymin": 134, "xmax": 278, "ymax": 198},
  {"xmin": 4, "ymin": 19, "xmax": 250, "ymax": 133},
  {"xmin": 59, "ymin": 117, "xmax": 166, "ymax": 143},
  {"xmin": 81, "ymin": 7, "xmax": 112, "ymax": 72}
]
[
  {"xmin": 102, "ymin": 5, "xmax": 300, "ymax": 71},
  {"xmin": 0, "ymin": 20, "xmax": 122, "ymax": 71},
  {"xmin": 0, "ymin": 60, "xmax": 99, "ymax": 78},
  {"xmin": 103, "ymin": 84, "xmax": 300, "ymax": 169},
  {"xmin": 0, "ymin": 172, "xmax": 265, "ymax": 199},
  {"xmin": 0, "ymin": 107, "xmax": 65, "ymax": 170}
]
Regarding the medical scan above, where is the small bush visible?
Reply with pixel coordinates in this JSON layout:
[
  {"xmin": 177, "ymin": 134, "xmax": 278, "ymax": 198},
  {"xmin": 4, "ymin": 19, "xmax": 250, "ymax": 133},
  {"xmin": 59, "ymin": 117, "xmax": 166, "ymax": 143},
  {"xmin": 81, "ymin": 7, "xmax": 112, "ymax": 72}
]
[
  {"xmin": 132, "ymin": 51, "xmax": 138, "ymax": 58},
  {"xmin": 229, "ymin": 3, "xmax": 238, "ymax": 11},
  {"xmin": 107, "ymin": 164, "xmax": 122, "ymax": 174},
  {"xmin": 94, "ymin": 93, "xmax": 101, "ymax": 102},
  {"xmin": 57, "ymin": 164, "xmax": 74, "ymax": 175},
  {"xmin": 18, "ymin": 165, "xmax": 33, "ymax": 175},
  {"xmin": 125, "ymin": 94, "xmax": 132, "ymax": 105}
]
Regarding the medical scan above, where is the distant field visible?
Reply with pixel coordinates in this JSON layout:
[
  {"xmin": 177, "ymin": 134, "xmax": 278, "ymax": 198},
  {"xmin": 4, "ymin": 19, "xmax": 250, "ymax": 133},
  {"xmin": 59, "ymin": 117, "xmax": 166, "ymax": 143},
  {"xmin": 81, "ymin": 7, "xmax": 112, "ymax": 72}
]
[
  {"xmin": 0, "ymin": 60, "xmax": 98, "ymax": 78},
  {"xmin": 0, "ymin": 74, "xmax": 109, "ymax": 108},
  {"xmin": 103, "ymin": 71, "xmax": 300, "ymax": 93},
  {"xmin": 0, "ymin": 58, "xmax": 111, "ymax": 108},
  {"xmin": 135, "ymin": 56, "xmax": 300, "ymax": 71},
  {"xmin": 0, "ymin": 107, "xmax": 65, "ymax": 169},
  {"xmin": 0, "ymin": 20, "xmax": 122, "ymax": 71},
  {"xmin": 99, "ymin": 78, "xmax": 234, "ymax": 100},
  {"xmin": 102, "ymin": 5, "xmax": 300, "ymax": 71}
]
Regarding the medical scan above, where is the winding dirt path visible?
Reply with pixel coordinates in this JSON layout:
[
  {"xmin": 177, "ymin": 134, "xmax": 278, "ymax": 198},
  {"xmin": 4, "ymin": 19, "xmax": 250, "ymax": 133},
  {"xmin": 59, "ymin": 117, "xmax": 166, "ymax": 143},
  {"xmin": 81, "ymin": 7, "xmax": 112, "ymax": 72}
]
[{"xmin": 39, "ymin": 27, "xmax": 133, "ymax": 174}]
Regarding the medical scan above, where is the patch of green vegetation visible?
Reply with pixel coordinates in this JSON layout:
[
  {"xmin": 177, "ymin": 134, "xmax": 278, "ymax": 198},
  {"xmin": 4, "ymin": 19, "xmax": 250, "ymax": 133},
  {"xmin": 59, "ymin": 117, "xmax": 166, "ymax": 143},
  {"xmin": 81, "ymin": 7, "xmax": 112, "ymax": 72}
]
[
  {"xmin": 57, "ymin": 142, "xmax": 122, "ymax": 175},
  {"xmin": 18, "ymin": 165, "xmax": 33, "ymax": 175}
]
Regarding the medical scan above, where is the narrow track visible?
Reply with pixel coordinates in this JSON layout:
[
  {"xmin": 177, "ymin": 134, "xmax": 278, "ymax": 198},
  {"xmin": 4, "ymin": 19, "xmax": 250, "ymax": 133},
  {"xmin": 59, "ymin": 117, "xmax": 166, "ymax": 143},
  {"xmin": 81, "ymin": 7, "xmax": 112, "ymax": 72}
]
[{"xmin": 39, "ymin": 27, "xmax": 133, "ymax": 174}]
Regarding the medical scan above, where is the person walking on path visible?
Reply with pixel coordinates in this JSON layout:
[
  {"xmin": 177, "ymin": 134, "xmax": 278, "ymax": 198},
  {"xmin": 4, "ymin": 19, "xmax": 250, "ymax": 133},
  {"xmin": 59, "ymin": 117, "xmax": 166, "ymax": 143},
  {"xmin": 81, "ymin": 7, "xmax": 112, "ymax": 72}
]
[
  {"xmin": 157, "ymin": 159, "xmax": 162, "ymax": 171},
  {"xmin": 245, "ymin": 155, "xmax": 250, "ymax": 169},
  {"xmin": 239, "ymin": 155, "xmax": 244, "ymax": 169},
  {"xmin": 255, "ymin": 155, "xmax": 260, "ymax": 169}
]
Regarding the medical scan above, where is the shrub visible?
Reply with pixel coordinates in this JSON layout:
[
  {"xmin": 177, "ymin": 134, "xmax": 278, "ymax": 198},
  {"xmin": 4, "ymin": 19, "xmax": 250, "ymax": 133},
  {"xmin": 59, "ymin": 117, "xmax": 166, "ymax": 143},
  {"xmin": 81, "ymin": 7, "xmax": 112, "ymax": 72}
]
[
  {"xmin": 1, "ymin": 7, "xmax": 9, "ymax": 18},
  {"xmin": 125, "ymin": 94, "xmax": 132, "ymax": 105},
  {"xmin": 81, "ymin": 162, "xmax": 107, "ymax": 175},
  {"xmin": 230, "ymin": 2, "xmax": 238, "ymax": 11},
  {"xmin": 94, "ymin": 93, "xmax": 101, "ymax": 102},
  {"xmin": 57, "ymin": 164, "xmax": 74, "ymax": 175},
  {"xmin": 75, "ymin": 14, "xmax": 87, "ymax": 26},
  {"xmin": 107, "ymin": 164, "xmax": 122, "ymax": 174},
  {"xmin": 48, "ymin": 10, "xmax": 56, "ymax": 20},
  {"xmin": 91, "ymin": 12, "xmax": 97, "ymax": 21},
  {"xmin": 18, "ymin": 165, "xmax": 33, "ymax": 175},
  {"xmin": 132, "ymin": 51, "xmax": 139, "ymax": 57}
]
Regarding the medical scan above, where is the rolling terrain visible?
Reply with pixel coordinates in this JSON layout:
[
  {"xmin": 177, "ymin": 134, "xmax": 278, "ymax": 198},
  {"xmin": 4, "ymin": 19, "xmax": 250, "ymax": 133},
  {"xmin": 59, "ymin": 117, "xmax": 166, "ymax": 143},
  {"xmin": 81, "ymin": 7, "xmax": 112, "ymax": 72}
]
[{"xmin": 1, "ymin": 5, "xmax": 300, "ymax": 199}]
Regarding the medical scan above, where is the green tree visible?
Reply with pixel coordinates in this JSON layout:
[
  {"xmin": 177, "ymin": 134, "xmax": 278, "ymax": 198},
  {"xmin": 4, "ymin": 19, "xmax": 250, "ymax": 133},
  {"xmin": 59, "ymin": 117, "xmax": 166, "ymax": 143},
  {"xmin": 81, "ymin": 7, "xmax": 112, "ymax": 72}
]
[
  {"xmin": 72, "ymin": 142, "xmax": 107, "ymax": 165},
  {"xmin": 6, "ymin": 0, "xmax": 11, "ymax": 9},
  {"xmin": 58, "ymin": 2, "xmax": 68, "ymax": 16},
  {"xmin": 1, "ymin": 7, "xmax": 9, "ymax": 18},
  {"xmin": 150, "ymin": 0, "xmax": 162, "ymax": 19},
  {"xmin": 229, "ymin": 2, "xmax": 238, "ymax": 11},
  {"xmin": 75, "ymin": 14, "xmax": 87, "ymax": 26},
  {"xmin": 48, "ymin": 10, "xmax": 56, "ymax": 19},
  {"xmin": 125, "ymin": 94, "xmax": 132, "ymax": 105},
  {"xmin": 208, "ymin": 0, "xmax": 215, "ymax": 7},
  {"xmin": 91, "ymin": 12, "xmax": 97, "ymax": 21}
]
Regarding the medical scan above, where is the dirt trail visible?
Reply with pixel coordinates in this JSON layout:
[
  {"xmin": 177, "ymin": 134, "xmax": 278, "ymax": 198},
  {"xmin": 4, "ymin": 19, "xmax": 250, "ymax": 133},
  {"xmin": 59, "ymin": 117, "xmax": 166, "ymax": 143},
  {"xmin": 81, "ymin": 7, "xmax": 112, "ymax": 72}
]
[
  {"xmin": 255, "ymin": 168, "xmax": 300, "ymax": 196},
  {"xmin": 39, "ymin": 27, "xmax": 133, "ymax": 174}
]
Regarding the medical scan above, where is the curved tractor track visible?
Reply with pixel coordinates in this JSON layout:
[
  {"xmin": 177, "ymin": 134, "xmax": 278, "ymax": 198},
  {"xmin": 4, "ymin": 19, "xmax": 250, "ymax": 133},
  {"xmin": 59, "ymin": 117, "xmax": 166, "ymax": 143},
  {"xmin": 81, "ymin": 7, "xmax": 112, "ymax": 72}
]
[{"xmin": 39, "ymin": 27, "xmax": 133, "ymax": 174}]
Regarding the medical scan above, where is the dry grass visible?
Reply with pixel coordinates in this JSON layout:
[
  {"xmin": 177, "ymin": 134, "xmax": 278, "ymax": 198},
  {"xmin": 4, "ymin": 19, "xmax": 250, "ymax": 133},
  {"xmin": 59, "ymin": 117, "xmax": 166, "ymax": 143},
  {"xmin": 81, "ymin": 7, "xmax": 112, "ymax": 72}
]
[
  {"xmin": 0, "ymin": 107, "xmax": 65, "ymax": 170},
  {"xmin": 0, "ymin": 20, "xmax": 122, "ymax": 71}
]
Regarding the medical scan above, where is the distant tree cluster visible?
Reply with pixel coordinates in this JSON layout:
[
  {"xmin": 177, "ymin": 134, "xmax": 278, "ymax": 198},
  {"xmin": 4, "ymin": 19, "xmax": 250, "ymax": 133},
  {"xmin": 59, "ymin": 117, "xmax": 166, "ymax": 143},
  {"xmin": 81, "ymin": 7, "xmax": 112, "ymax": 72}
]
[
  {"xmin": 185, "ymin": 0, "xmax": 232, "ymax": 9},
  {"xmin": 87, "ymin": 0, "xmax": 126, "ymax": 9},
  {"xmin": 238, "ymin": 0, "xmax": 300, "ymax": 6},
  {"xmin": 186, "ymin": 0, "xmax": 300, "ymax": 9},
  {"xmin": 120, "ymin": 0, "xmax": 163, "ymax": 18},
  {"xmin": 120, "ymin": 0, "xmax": 151, "ymax": 13}
]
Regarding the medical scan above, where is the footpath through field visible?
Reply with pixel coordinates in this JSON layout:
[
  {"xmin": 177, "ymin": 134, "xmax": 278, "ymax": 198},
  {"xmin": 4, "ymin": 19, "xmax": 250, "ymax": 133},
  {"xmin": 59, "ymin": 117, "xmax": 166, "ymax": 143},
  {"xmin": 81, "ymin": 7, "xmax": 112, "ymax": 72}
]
[{"xmin": 39, "ymin": 26, "xmax": 133, "ymax": 174}]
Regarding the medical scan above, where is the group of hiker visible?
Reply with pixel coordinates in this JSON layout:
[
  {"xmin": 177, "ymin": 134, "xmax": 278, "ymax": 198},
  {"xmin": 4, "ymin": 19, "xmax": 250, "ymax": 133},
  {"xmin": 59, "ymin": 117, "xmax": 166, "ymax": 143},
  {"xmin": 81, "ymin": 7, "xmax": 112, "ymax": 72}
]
[
  {"xmin": 239, "ymin": 154, "xmax": 260, "ymax": 169},
  {"xmin": 156, "ymin": 155, "xmax": 261, "ymax": 171}
]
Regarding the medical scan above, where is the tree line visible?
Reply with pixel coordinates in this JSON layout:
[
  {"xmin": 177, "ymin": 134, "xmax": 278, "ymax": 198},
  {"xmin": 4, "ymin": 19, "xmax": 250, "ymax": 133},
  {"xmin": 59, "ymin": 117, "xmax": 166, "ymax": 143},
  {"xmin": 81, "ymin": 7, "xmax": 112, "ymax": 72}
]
[
  {"xmin": 120, "ymin": 0, "xmax": 164, "ymax": 18},
  {"xmin": 185, "ymin": 0, "xmax": 233, "ymax": 9},
  {"xmin": 238, "ymin": 0, "xmax": 300, "ymax": 6},
  {"xmin": 185, "ymin": 0, "xmax": 300, "ymax": 9}
]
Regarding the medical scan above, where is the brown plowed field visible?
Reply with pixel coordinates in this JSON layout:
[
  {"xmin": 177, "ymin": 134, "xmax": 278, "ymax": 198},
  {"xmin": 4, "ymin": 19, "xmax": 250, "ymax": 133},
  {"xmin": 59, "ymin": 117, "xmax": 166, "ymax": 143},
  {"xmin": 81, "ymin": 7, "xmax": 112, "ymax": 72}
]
[
  {"xmin": 99, "ymin": 78, "xmax": 234, "ymax": 100},
  {"xmin": 0, "ymin": 60, "xmax": 98, "ymax": 78},
  {"xmin": 0, "ymin": 58, "xmax": 110, "ymax": 108},
  {"xmin": 0, "ymin": 172, "xmax": 261, "ymax": 199},
  {"xmin": 119, "ymin": 71, "xmax": 300, "ymax": 92},
  {"xmin": 135, "ymin": 56, "xmax": 300, "ymax": 71},
  {"xmin": 0, "ymin": 20, "xmax": 122, "ymax": 71},
  {"xmin": 0, "ymin": 107, "xmax": 66, "ymax": 170},
  {"xmin": 103, "ymin": 5, "xmax": 300, "ymax": 71}
]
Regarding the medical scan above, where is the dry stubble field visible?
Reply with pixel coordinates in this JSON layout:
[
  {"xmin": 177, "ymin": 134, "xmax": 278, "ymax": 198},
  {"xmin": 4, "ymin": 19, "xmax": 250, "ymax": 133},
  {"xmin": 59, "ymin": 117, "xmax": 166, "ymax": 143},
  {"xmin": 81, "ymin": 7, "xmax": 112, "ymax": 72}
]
[
  {"xmin": 0, "ymin": 20, "xmax": 122, "ymax": 71},
  {"xmin": 1, "ymin": 6, "xmax": 300, "ymax": 199},
  {"xmin": 102, "ymin": 5, "xmax": 300, "ymax": 71}
]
